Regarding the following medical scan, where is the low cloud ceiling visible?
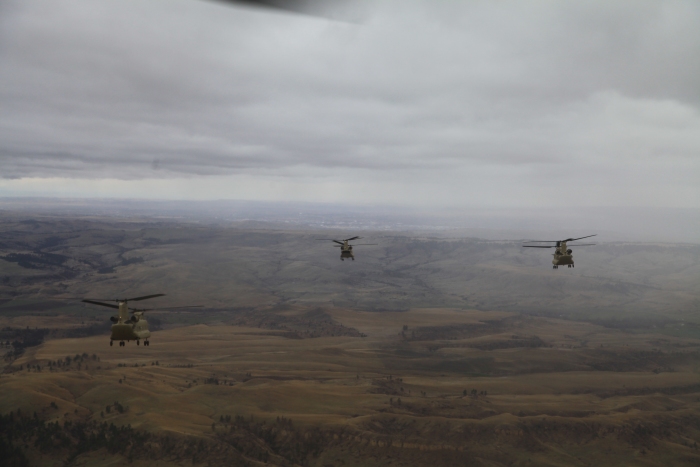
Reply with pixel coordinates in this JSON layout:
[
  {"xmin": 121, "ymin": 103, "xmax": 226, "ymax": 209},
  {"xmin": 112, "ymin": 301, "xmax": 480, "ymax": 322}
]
[{"xmin": 0, "ymin": 0, "xmax": 698, "ymax": 207}]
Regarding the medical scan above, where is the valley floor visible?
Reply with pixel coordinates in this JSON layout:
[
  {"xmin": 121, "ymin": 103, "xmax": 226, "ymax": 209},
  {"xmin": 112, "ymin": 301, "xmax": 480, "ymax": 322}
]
[{"xmin": 3, "ymin": 308, "xmax": 700, "ymax": 466}]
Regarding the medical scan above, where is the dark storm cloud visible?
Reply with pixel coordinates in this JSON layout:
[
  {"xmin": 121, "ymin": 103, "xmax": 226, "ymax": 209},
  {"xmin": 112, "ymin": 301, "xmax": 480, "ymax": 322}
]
[{"xmin": 0, "ymin": 0, "xmax": 698, "ymax": 207}]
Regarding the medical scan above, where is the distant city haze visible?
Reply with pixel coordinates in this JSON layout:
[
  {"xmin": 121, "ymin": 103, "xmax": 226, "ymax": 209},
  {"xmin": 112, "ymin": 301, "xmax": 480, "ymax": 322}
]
[
  {"xmin": 0, "ymin": 198, "xmax": 697, "ymax": 244},
  {"xmin": 1, "ymin": 1, "xmax": 699, "ymax": 216}
]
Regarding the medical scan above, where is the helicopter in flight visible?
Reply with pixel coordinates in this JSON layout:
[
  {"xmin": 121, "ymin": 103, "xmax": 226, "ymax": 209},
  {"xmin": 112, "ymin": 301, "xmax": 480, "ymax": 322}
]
[
  {"xmin": 81, "ymin": 294, "xmax": 200, "ymax": 347},
  {"xmin": 317, "ymin": 236, "xmax": 377, "ymax": 261},
  {"xmin": 522, "ymin": 235, "xmax": 596, "ymax": 269}
]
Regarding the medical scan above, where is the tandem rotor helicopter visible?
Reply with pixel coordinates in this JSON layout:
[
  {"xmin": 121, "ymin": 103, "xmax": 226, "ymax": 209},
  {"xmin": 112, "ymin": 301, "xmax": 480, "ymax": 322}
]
[
  {"xmin": 317, "ymin": 236, "xmax": 377, "ymax": 261},
  {"xmin": 522, "ymin": 235, "xmax": 597, "ymax": 269},
  {"xmin": 81, "ymin": 294, "xmax": 201, "ymax": 347}
]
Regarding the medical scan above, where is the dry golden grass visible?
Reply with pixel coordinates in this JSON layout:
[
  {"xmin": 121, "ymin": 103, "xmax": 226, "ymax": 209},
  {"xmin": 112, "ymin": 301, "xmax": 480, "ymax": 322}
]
[{"xmin": 3, "ymin": 307, "xmax": 700, "ymax": 466}]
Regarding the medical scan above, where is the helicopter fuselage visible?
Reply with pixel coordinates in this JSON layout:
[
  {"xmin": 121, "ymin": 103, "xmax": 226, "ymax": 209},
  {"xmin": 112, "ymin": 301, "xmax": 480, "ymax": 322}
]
[
  {"xmin": 110, "ymin": 302, "xmax": 151, "ymax": 345},
  {"xmin": 322, "ymin": 236, "xmax": 371, "ymax": 261},
  {"xmin": 552, "ymin": 252, "xmax": 574, "ymax": 266},
  {"xmin": 523, "ymin": 235, "xmax": 595, "ymax": 269},
  {"xmin": 339, "ymin": 242, "xmax": 354, "ymax": 260},
  {"xmin": 552, "ymin": 242, "xmax": 574, "ymax": 268},
  {"xmin": 110, "ymin": 321, "xmax": 151, "ymax": 341}
]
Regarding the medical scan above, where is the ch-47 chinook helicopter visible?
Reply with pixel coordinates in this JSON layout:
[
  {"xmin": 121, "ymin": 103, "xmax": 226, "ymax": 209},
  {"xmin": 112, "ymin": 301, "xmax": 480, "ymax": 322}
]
[
  {"xmin": 81, "ymin": 294, "xmax": 200, "ymax": 347},
  {"xmin": 317, "ymin": 236, "xmax": 377, "ymax": 261},
  {"xmin": 522, "ymin": 235, "xmax": 597, "ymax": 269}
]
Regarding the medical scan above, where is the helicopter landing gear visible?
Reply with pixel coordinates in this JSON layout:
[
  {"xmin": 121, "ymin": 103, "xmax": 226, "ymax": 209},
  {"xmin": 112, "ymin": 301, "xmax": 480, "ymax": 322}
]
[
  {"xmin": 351, "ymin": 257, "xmax": 354, "ymax": 261},
  {"xmin": 568, "ymin": 264, "xmax": 571, "ymax": 268},
  {"xmin": 119, "ymin": 341, "xmax": 125, "ymax": 347},
  {"xmin": 110, "ymin": 340, "xmax": 113, "ymax": 347},
  {"xmin": 137, "ymin": 340, "xmax": 140, "ymax": 345},
  {"xmin": 553, "ymin": 265, "xmax": 558, "ymax": 269},
  {"xmin": 144, "ymin": 340, "xmax": 150, "ymax": 347}
]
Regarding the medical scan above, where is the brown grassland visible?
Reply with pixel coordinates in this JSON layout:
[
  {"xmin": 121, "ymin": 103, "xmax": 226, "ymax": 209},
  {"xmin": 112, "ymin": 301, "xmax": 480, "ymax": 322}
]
[
  {"xmin": 3, "ymin": 306, "xmax": 700, "ymax": 466},
  {"xmin": 1, "ymin": 213, "xmax": 700, "ymax": 466}
]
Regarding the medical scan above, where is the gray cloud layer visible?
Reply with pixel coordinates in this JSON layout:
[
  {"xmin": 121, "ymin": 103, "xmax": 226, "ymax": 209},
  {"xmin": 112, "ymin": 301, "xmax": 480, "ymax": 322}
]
[{"xmin": 0, "ymin": 0, "xmax": 699, "ymax": 207}]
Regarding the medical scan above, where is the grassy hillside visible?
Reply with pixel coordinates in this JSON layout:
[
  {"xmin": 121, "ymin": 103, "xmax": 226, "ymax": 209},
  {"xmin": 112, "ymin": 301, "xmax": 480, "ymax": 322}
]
[
  {"xmin": 2, "ymin": 308, "xmax": 700, "ymax": 466},
  {"xmin": 0, "ymin": 214, "xmax": 698, "ymax": 320},
  {"xmin": 1, "ymin": 213, "xmax": 700, "ymax": 465}
]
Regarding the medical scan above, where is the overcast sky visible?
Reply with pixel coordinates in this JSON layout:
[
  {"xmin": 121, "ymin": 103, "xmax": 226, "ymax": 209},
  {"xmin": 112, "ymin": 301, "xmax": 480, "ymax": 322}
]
[{"xmin": 0, "ymin": 0, "xmax": 699, "ymax": 209}]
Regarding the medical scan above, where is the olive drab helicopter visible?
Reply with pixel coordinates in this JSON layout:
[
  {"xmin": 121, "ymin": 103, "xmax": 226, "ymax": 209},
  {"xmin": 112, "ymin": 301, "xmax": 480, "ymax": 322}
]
[
  {"xmin": 81, "ymin": 294, "xmax": 200, "ymax": 347},
  {"xmin": 317, "ymin": 236, "xmax": 377, "ymax": 261},
  {"xmin": 522, "ymin": 235, "xmax": 596, "ymax": 269}
]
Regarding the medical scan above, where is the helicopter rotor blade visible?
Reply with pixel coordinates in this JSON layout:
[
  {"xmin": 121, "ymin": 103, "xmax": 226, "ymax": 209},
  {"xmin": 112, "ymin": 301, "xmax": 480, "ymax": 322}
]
[
  {"xmin": 563, "ymin": 234, "xmax": 597, "ymax": 242},
  {"xmin": 126, "ymin": 294, "xmax": 166, "ymax": 302},
  {"xmin": 129, "ymin": 306, "xmax": 204, "ymax": 312},
  {"xmin": 208, "ymin": 0, "xmax": 366, "ymax": 22},
  {"xmin": 81, "ymin": 299, "xmax": 119, "ymax": 309},
  {"xmin": 344, "ymin": 236, "xmax": 361, "ymax": 241},
  {"xmin": 524, "ymin": 234, "xmax": 597, "ymax": 243},
  {"xmin": 522, "ymin": 245, "xmax": 555, "ymax": 248},
  {"xmin": 351, "ymin": 243, "xmax": 377, "ymax": 246},
  {"xmin": 567, "ymin": 243, "xmax": 596, "ymax": 246},
  {"xmin": 332, "ymin": 240, "xmax": 344, "ymax": 245}
]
